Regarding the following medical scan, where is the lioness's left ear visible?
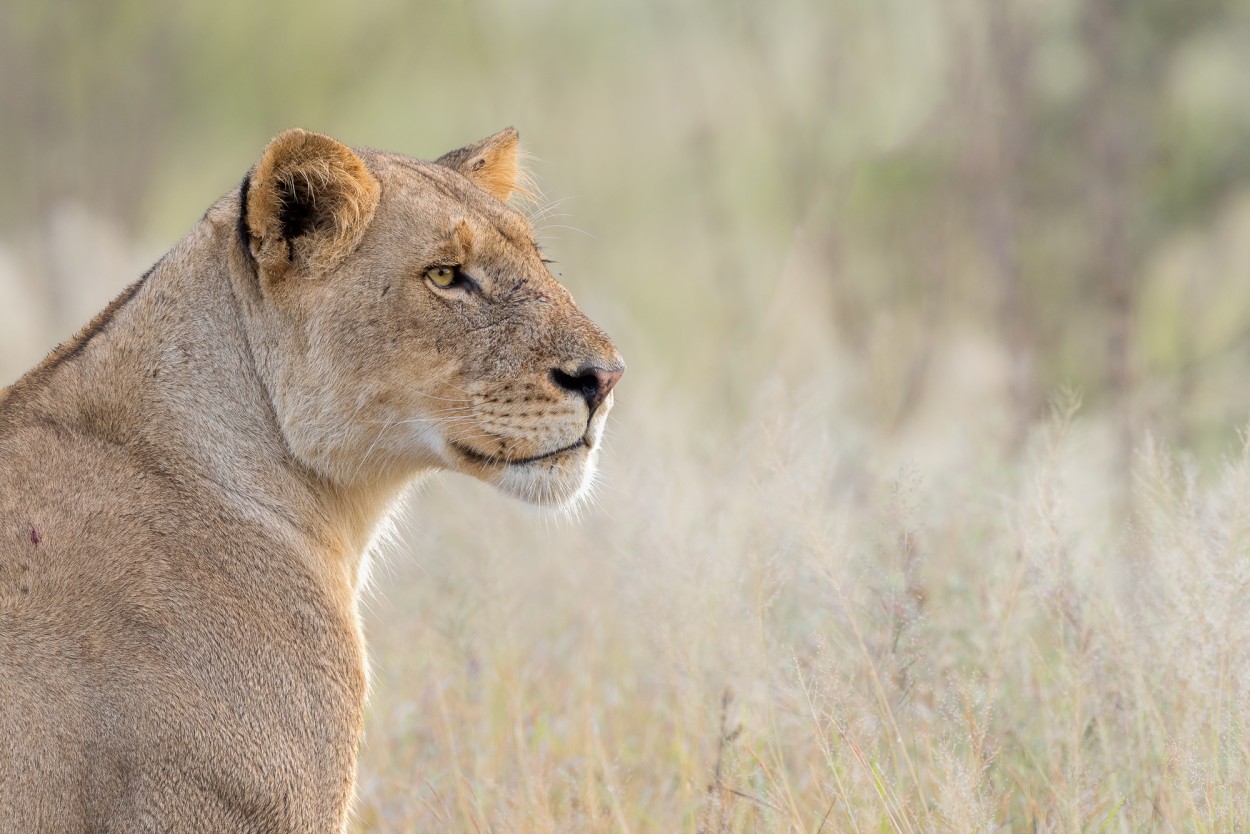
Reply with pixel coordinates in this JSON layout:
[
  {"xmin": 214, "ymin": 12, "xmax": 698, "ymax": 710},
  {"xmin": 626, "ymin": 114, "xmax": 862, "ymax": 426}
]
[
  {"xmin": 435, "ymin": 127, "xmax": 521, "ymax": 202},
  {"xmin": 246, "ymin": 128, "xmax": 380, "ymax": 280}
]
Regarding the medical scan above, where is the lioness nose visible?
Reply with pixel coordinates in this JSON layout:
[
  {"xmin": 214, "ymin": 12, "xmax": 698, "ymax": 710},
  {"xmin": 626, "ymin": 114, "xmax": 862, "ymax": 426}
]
[{"xmin": 551, "ymin": 364, "xmax": 624, "ymax": 415}]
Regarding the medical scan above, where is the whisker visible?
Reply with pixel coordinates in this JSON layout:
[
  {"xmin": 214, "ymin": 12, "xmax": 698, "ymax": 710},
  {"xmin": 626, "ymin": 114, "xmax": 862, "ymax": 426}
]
[
  {"xmin": 351, "ymin": 414, "xmax": 395, "ymax": 483},
  {"xmin": 535, "ymin": 224, "xmax": 595, "ymax": 239}
]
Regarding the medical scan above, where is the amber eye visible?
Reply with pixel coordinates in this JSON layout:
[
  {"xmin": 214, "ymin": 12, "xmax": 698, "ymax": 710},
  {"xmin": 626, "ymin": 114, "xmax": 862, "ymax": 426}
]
[{"xmin": 426, "ymin": 266, "xmax": 458, "ymax": 288}]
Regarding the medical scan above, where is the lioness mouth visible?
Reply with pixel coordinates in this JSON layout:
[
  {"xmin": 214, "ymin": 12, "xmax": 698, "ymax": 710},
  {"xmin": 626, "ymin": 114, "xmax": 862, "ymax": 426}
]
[{"xmin": 452, "ymin": 438, "xmax": 586, "ymax": 467}]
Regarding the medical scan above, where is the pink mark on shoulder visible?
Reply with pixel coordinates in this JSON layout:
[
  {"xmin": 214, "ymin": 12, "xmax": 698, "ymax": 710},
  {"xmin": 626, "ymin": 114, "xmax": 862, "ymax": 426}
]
[{"xmin": 30, "ymin": 527, "xmax": 41, "ymax": 546}]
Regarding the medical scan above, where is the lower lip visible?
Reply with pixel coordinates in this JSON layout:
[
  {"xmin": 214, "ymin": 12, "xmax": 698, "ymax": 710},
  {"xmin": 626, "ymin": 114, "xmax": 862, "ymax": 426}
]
[{"xmin": 453, "ymin": 438, "xmax": 586, "ymax": 467}]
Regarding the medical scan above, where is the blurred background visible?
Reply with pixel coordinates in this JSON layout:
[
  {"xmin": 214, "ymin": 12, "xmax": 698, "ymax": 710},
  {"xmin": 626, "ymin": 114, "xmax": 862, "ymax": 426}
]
[
  {"xmin": 6, "ymin": 0, "xmax": 1250, "ymax": 464},
  {"xmin": 6, "ymin": 0, "xmax": 1250, "ymax": 830},
  {"xmin": 7, "ymin": 0, "xmax": 1250, "ymax": 466}
]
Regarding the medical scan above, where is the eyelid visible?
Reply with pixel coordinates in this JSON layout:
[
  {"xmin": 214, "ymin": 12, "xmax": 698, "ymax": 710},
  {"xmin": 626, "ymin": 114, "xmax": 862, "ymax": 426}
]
[
  {"xmin": 428, "ymin": 265, "xmax": 482, "ymax": 294},
  {"xmin": 453, "ymin": 267, "xmax": 481, "ymax": 293}
]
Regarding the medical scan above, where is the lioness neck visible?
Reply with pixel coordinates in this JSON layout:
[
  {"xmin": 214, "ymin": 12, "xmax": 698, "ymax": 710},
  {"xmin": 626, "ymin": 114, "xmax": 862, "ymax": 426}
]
[{"xmin": 1, "ymin": 195, "xmax": 398, "ymax": 593}]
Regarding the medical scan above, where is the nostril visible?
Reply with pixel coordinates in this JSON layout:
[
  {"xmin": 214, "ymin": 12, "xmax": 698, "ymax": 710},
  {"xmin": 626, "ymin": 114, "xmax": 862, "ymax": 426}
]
[
  {"xmin": 551, "ymin": 365, "xmax": 624, "ymax": 414},
  {"xmin": 551, "ymin": 368, "xmax": 600, "ymax": 402}
]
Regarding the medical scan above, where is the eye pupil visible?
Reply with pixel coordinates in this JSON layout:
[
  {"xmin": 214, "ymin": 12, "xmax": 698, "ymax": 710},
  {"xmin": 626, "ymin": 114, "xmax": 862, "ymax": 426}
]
[{"xmin": 427, "ymin": 266, "xmax": 459, "ymax": 287}]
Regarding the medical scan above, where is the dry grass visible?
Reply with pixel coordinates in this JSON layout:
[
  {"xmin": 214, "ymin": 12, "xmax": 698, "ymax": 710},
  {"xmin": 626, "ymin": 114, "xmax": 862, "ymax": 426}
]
[{"xmin": 349, "ymin": 322, "xmax": 1250, "ymax": 832}]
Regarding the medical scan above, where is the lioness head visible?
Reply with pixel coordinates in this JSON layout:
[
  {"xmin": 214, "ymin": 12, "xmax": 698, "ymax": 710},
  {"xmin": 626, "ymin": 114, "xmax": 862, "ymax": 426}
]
[{"xmin": 237, "ymin": 128, "xmax": 623, "ymax": 508}]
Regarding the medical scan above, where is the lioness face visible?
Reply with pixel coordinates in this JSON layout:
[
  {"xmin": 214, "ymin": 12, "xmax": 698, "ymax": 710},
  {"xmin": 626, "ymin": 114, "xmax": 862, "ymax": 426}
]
[{"xmin": 243, "ymin": 129, "xmax": 623, "ymax": 508}]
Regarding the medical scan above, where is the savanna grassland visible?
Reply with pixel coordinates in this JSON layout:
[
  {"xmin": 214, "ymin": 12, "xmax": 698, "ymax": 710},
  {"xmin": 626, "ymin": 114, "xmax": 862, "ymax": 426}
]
[{"xmin": 5, "ymin": 0, "xmax": 1250, "ymax": 830}]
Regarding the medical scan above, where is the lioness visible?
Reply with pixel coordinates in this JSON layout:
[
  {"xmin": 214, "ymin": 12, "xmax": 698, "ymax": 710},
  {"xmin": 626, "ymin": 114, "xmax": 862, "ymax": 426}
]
[{"xmin": 0, "ymin": 128, "xmax": 623, "ymax": 832}]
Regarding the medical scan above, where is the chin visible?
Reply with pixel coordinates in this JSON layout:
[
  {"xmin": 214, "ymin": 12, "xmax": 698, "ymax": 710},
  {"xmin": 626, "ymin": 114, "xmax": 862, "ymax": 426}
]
[
  {"xmin": 491, "ymin": 444, "xmax": 599, "ymax": 510},
  {"xmin": 438, "ymin": 413, "xmax": 610, "ymax": 512}
]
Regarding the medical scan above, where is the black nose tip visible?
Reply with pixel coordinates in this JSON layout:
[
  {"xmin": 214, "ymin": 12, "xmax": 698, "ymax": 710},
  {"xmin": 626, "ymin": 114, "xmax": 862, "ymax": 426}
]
[{"xmin": 551, "ymin": 365, "xmax": 624, "ymax": 414}]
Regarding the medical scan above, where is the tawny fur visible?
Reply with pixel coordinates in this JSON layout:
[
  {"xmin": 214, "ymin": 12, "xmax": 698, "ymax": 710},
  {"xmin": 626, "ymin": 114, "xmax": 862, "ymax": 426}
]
[
  {"xmin": 246, "ymin": 128, "xmax": 382, "ymax": 278},
  {"xmin": 434, "ymin": 126, "xmax": 523, "ymax": 202},
  {"xmin": 0, "ymin": 129, "xmax": 623, "ymax": 833}
]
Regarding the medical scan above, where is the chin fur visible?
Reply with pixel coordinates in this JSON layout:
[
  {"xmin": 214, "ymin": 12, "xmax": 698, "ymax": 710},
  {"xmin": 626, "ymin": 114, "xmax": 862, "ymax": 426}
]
[{"xmin": 491, "ymin": 446, "xmax": 599, "ymax": 510}]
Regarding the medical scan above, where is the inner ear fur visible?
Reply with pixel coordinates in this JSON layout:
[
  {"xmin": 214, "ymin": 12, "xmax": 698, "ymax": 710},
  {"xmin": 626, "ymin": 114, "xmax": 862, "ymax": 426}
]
[
  {"xmin": 246, "ymin": 128, "xmax": 380, "ymax": 279},
  {"xmin": 435, "ymin": 127, "xmax": 523, "ymax": 203}
]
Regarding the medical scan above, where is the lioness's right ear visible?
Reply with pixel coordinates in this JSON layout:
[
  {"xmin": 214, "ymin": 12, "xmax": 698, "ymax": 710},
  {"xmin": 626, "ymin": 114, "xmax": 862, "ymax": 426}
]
[
  {"xmin": 244, "ymin": 129, "xmax": 380, "ymax": 281},
  {"xmin": 435, "ymin": 127, "xmax": 522, "ymax": 203}
]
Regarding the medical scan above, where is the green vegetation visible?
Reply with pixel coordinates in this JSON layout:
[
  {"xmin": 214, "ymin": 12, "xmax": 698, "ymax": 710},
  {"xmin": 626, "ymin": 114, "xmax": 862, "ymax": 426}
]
[{"xmin": 4, "ymin": 0, "xmax": 1250, "ymax": 829}]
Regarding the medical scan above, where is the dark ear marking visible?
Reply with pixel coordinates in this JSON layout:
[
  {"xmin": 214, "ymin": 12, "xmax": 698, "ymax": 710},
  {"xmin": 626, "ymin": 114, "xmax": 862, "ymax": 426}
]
[{"xmin": 237, "ymin": 172, "xmax": 255, "ymax": 264}]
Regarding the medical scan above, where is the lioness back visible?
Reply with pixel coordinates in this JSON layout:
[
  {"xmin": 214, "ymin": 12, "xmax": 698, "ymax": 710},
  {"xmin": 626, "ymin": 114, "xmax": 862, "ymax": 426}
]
[{"xmin": 0, "ymin": 128, "xmax": 622, "ymax": 833}]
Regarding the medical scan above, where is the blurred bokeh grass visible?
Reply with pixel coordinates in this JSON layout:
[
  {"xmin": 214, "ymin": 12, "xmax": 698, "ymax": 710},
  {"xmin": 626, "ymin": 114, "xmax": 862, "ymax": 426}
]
[
  {"xmin": 5, "ymin": 0, "xmax": 1250, "ymax": 830},
  {"xmin": 6, "ymin": 0, "xmax": 1250, "ymax": 455}
]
